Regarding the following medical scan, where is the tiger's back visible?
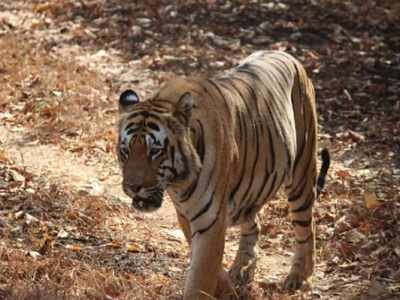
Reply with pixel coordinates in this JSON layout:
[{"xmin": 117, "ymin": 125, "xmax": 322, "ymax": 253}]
[{"xmin": 158, "ymin": 51, "xmax": 318, "ymax": 227}]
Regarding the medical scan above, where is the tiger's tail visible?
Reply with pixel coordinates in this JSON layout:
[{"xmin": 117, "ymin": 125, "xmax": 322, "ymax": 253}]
[{"xmin": 316, "ymin": 148, "xmax": 330, "ymax": 198}]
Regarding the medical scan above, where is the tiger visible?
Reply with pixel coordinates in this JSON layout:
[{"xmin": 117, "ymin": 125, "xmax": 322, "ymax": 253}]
[{"xmin": 116, "ymin": 50, "xmax": 330, "ymax": 299}]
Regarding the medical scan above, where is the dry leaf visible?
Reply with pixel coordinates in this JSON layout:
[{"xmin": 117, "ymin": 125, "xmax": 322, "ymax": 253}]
[
  {"xmin": 348, "ymin": 130, "xmax": 365, "ymax": 142},
  {"xmin": 31, "ymin": 19, "xmax": 42, "ymax": 29},
  {"xmin": 9, "ymin": 170, "xmax": 25, "ymax": 182},
  {"xmin": 0, "ymin": 150, "xmax": 8, "ymax": 162},
  {"xmin": 105, "ymin": 240, "xmax": 121, "ymax": 249},
  {"xmin": 336, "ymin": 169, "xmax": 351, "ymax": 178},
  {"xmin": 65, "ymin": 244, "xmax": 81, "ymax": 252},
  {"xmin": 126, "ymin": 242, "xmax": 142, "ymax": 253},
  {"xmin": 35, "ymin": 3, "xmax": 53, "ymax": 13},
  {"xmin": 364, "ymin": 192, "xmax": 382, "ymax": 210}
]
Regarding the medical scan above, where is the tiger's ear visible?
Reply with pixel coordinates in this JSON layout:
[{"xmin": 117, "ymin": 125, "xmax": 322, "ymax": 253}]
[
  {"xmin": 119, "ymin": 89, "xmax": 139, "ymax": 113},
  {"xmin": 174, "ymin": 92, "xmax": 193, "ymax": 126}
]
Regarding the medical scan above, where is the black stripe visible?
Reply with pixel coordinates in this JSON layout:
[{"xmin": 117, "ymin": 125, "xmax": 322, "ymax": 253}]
[
  {"xmin": 287, "ymin": 63, "xmax": 308, "ymax": 191},
  {"xmin": 241, "ymin": 230, "xmax": 258, "ymax": 238},
  {"xmin": 193, "ymin": 216, "xmax": 218, "ymax": 237},
  {"xmin": 170, "ymin": 145, "xmax": 175, "ymax": 166},
  {"xmin": 150, "ymin": 108, "xmax": 168, "ymax": 114},
  {"xmin": 290, "ymin": 127, "xmax": 306, "ymax": 188},
  {"xmin": 163, "ymin": 138, "xmax": 169, "ymax": 152},
  {"xmin": 180, "ymin": 179, "xmax": 198, "ymax": 202},
  {"xmin": 176, "ymin": 141, "xmax": 190, "ymax": 181},
  {"xmin": 126, "ymin": 127, "xmax": 140, "ymax": 136},
  {"xmin": 190, "ymin": 197, "xmax": 213, "ymax": 222},
  {"xmin": 241, "ymin": 223, "xmax": 258, "ymax": 237},
  {"xmin": 196, "ymin": 121, "xmax": 205, "ymax": 163},
  {"xmin": 231, "ymin": 79, "xmax": 268, "ymax": 213},
  {"xmin": 125, "ymin": 122, "xmax": 139, "ymax": 131},
  {"xmin": 206, "ymin": 79, "xmax": 231, "ymax": 115},
  {"xmin": 292, "ymin": 219, "xmax": 311, "ymax": 227},
  {"xmin": 263, "ymin": 172, "xmax": 278, "ymax": 201},
  {"xmin": 147, "ymin": 122, "xmax": 160, "ymax": 131},
  {"xmin": 291, "ymin": 190, "xmax": 314, "ymax": 213},
  {"xmin": 266, "ymin": 125, "xmax": 275, "ymax": 174},
  {"xmin": 296, "ymin": 234, "xmax": 313, "ymax": 244},
  {"xmin": 127, "ymin": 111, "xmax": 161, "ymax": 120},
  {"xmin": 237, "ymin": 124, "xmax": 260, "ymax": 209},
  {"xmin": 126, "ymin": 112, "xmax": 142, "ymax": 120},
  {"xmin": 160, "ymin": 165, "xmax": 178, "ymax": 177},
  {"xmin": 288, "ymin": 182, "xmax": 307, "ymax": 202},
  {"xmin": 289, "ymin": 160, "xmax": 313, "ymax": 197},
  {"xmin": 146, "ymin": 132, "xmax": 156, "ymax": 142},
  {"xmin": 229, "ymin": 78, "xmax": 273, "ymax": 196},
  {"xmin": 191, "ymin": 197, "xmax": 222, "ymax": 238},
  {"xmin": 237, "ymin": 68, "xmax": 263, "ymax": 82},
  {"xmin": 119, "ymin": 149, "xmax": 128, "ymax": 161},
  {"xmin": 232, "ymin": 206, "xmax": 244, "ymax": 224},
  {"xmin": 229, "ymin": 101, "xmax": 250, "ymax": 203}
]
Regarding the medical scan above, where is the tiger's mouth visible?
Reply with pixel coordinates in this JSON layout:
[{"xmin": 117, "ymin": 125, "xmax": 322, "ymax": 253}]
[{"xmin": 131, "ymin": 189, "xmax": 164, "ymax": 212}]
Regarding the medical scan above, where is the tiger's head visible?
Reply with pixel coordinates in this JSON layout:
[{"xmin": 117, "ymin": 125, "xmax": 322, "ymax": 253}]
[{"xmin": 116, "ymin": 88, "xmax": 201, "ymax": 212}]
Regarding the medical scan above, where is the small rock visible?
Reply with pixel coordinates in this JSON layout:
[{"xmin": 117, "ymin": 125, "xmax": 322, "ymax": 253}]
[
  {"xmin": 210, "ymin": 61, "xmax": 226, "ymax": 68},
  {"xmin": 252, "ymin": 36, "xmax": 273, "ymax": 45},
  {"xmin": 28, "ymin": 251, "xmax": 41, "ymax": 259},
  {"xmin": 130, "ymin": 25, "xmax": 142, "ymax": 38},
  {"xmin": 394, "ymin": 247, "xmax": 400, "ymax": 257},
  {"xmin": 9, "ymin": 169, "xmax": 25, "ymax": 182},
  {"xmin": 136, "ymin": 18, "xmax": 152, "ymax": 28},
  {"xmin": 346, "ymin": 228, "xmax": 366, "ymax": 244},
  {"xmin": 25, "ymin": 213, "xmax": 39, "ymax": 225},
  {"xmin": 57, "ymin": 228, "xmax": 69, "ymax": 239},
  {"xmin": 14, "ymin": 211, "xmax": 24, "ymax": 219},
  {"xmin": 335, "ymin": 216, "xmax": 351, "ymax": 233},
  {"xmin": 163, "ymin": 229, "xmax": 185, "ymax": 242},
  {"xmin": 26, "ymin": 188, "xmax": 35, "ymax": 194},
  {"xmin": 258, "ymin": 21, "xmax": 271, "ymax": 31}
]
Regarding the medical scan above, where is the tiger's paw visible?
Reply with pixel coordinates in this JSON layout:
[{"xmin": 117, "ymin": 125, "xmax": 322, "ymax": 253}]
[
  {"xmin": 283, "ymin": 244, "xmax": 314, "ymax": 290},
  {"xmin": 282, "ymin": 272, "xmax": 306, "ymax": 291},
  {"xmin": 229, "ymin": 257, "xmax": 257, "ymax": 285},
  {"xmin": 215, "ymin": 269, "xmax": 238, "ymax": 300}
]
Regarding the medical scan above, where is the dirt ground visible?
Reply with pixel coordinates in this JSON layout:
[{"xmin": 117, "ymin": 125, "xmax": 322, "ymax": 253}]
[{"xmin": 0, "ymin": 1, "xmax": 399, "ymax": 299}]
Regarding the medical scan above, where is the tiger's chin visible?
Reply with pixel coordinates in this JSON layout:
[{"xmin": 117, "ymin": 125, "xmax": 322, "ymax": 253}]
[{"xmin": 131, "ymin": 193, "xmax": 164, "ymax": 213}]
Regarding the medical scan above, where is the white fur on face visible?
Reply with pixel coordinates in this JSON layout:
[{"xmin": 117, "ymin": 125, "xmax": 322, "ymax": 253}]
[{"xmin": 148, "ymin": 126, "xmax": 168, "ymax": 147}]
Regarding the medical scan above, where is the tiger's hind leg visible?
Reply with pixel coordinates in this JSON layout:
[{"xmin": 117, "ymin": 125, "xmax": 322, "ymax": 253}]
[
  {"xmin": 283, "ymin": 172, "xmax": 317, "ymax": 290},
  {"xmin": 229, "ymin": 217, "xmax": 260, "ymax": 285}
]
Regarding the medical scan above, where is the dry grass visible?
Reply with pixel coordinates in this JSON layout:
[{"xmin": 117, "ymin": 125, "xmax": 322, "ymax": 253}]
[
  {"xmin": 0, "ymin": 34, "xmax": 115, "ymax": 151},
  {"xmin": 0, "ymin": 158, "xmax": 184, "ymax": 299}
]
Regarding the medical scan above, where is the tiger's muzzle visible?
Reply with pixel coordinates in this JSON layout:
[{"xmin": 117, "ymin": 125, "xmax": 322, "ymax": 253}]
[{"xmin": 131, "ymin": 189, "xmax": 164, "ymax": 212}]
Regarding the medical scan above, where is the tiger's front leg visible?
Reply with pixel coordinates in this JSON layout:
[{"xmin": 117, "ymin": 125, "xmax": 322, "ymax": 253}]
[
  {"xmin": 176, "ymin": 207, "xmax": 234, "ymax": 299},
  {"xmin": 229, "ymin": 218, "xmax": 260, "ymax": 285}
]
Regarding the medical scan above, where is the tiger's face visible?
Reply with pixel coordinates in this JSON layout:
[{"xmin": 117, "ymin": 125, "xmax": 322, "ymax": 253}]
[{"xmin": 117, "ymin": 89, "xmax": 200, "ymax": 212}]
